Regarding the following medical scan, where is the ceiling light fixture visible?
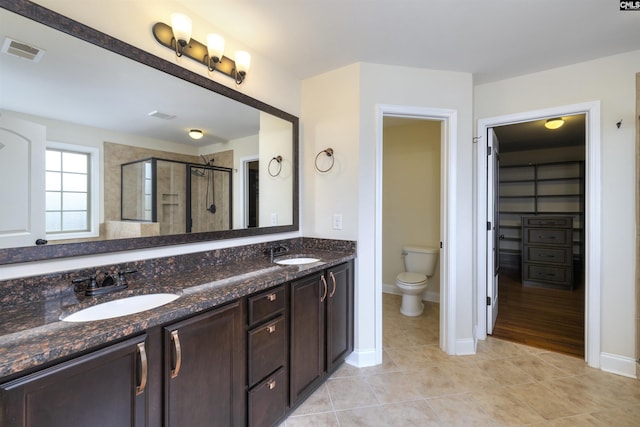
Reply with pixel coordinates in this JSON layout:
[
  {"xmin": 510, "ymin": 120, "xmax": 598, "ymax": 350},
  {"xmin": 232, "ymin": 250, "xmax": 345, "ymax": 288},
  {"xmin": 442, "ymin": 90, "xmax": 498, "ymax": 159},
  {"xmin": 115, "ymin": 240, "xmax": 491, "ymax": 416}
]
[
  {"xmin": 152, "ymin": 15, "xmax": 251, "ymax": 84},
  {"xmin": 544, "ymin": 117, "xmax": 564, "ymax": 130},
  {"xmin": 189, "ymin": 129, "xmax": 204, "ymax": 140}
]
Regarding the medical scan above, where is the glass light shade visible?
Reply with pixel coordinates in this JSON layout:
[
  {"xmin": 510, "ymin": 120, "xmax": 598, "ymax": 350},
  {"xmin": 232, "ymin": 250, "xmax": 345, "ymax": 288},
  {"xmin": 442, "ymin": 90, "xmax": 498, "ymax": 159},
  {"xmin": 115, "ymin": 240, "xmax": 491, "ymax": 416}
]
[
  {"xmin": 171, "ymin": 13, "xmax": 192, "ymax": 44},
  {"xmin": 235, "ymin": 50, "xmax": 251, "ymax": 74},
  {"xmin": 545, "ymin": 118, "xmax": 564, "ymax": 130},
  {"xmin": 206, "ymin": 34, "xmax": 225, "ymax": 61},
  {"xmin": 188, "ymin": 129, "xmax": 203, "ymax": 140}
]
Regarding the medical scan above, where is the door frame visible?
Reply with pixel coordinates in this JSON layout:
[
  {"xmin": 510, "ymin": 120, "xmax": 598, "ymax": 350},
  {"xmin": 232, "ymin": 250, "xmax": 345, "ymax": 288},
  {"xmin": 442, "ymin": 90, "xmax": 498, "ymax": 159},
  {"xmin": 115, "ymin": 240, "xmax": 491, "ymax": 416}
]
[
  {"xmin": 375, "ymin": 104, "xmax": 457, "ymax": 358},
  {"xmin": 475, "ymin": 101, "xmax": 601, "ymax": 368}
]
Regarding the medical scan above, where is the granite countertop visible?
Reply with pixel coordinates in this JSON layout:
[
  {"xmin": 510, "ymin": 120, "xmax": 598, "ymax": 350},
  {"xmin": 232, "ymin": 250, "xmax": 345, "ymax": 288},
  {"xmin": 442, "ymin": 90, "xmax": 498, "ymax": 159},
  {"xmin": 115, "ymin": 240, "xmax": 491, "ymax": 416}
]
[{"xmin": 0, "ymin": 249, "xmax": 355, "ymax": 379}]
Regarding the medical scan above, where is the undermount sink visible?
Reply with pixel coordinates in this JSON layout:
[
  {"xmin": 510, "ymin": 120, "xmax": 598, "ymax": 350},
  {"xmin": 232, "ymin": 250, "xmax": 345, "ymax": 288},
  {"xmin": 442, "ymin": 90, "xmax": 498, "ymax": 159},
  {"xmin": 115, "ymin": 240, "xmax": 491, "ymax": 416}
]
[
  {"xmin": 61, "ymin": 293, "xmax": 180, "ymax": 322},
  {"xmin": 275, "ymin": 257, "xmax": 320, "ymax": 266}
]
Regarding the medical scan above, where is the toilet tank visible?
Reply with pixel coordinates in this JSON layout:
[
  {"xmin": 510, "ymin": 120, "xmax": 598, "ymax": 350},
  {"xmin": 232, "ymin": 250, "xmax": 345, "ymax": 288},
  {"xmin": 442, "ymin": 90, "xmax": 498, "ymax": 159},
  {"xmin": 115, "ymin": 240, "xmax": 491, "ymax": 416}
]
[{"xmin": 402, "ymin": 246, "xmax": 439, "ymax": 276}]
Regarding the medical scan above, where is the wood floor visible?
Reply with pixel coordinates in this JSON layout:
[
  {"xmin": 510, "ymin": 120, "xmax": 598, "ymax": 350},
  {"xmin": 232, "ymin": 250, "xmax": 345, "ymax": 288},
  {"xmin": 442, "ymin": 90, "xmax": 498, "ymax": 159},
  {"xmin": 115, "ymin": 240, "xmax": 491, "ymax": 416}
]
[{"xmin": 491, "ymin": 267, "xmax": 585, "ymax": 358}]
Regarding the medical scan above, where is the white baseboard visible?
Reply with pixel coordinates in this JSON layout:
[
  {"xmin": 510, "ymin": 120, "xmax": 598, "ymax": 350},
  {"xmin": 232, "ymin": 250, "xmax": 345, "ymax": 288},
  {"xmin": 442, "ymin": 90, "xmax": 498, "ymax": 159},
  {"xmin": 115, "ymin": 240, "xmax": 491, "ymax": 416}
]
[
  {"xmin": 382, "ymin": 283, "xmax": 439, "ymax": 303},
  {"xmin": 456, "ymin": 338, "xmax": 476, "ymax": 356},
  {"xmin": 600, "ymin": 352, "xmax": 638, "ymax": 378},
  {"xmin": 346, "ymin": 348, "xmax": 378, "ymax": 368}
]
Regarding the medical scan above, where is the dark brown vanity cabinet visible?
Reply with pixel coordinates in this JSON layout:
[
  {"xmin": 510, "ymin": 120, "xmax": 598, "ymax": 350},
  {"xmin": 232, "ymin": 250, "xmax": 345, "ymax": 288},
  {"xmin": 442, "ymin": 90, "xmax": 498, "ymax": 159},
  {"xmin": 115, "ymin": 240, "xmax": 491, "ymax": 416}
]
[
  {"xmin": 164, "ymin": 301, "xmax": 245, "ymax": 427},
  {"xmin": 289, "ymin": 262, "xmax": 354, "ymax": 407},
  {"xmin": 246, "ymin": 286, "xmax": 288, "ymax": 427},
  {"xmin": 0, "ymin": 334, "xmax": 148, "ymax": 427}
]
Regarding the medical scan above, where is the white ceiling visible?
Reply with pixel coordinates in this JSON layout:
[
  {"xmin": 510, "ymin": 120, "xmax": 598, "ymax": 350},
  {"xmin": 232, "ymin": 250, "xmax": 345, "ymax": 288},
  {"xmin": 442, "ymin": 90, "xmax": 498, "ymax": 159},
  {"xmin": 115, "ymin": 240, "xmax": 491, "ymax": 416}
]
[{"xmin": 178, "ymin": 0, "xmax": 640, "ymax": 83}]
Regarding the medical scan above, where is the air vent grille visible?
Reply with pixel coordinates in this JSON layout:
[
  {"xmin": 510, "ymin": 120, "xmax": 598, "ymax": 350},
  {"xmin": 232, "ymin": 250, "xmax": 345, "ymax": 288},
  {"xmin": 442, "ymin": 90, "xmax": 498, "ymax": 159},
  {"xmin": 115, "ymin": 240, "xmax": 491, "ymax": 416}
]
[
  {"xmin": 1, "ymin": 37, "xmax": 45, "ymax": 62},
  {"xmin": 148, "ymin": 110, "xmax": 176, "ymax": 120}
]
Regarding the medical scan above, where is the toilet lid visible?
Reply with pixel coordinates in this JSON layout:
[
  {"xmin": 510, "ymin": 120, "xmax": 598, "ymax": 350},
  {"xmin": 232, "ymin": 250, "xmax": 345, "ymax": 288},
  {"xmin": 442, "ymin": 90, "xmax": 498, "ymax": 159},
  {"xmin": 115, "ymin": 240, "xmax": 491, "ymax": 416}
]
[{"xmin": 397, "ymin": 272, "xmax": 427, "ymax": 284}]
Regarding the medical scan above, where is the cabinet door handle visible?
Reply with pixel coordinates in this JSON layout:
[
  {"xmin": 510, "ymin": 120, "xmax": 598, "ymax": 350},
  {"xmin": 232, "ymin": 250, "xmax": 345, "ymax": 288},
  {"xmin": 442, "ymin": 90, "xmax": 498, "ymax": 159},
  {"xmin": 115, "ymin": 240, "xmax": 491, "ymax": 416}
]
[
  {"xmin": 267, "ymin": 379, "xmax": 277, "ymax": 390},
  {"xmin": 320, "ymin": 276, "xmax": 328, "ymax": 302},
  {"xmin": 136, "ymin": 341, "xmax": 147, "ymax": 395},
  {"xmin": 266, "ymin": 323, "xmax": 277, "ymax": 333},
  {"xmin": 170, "ymin": 330, "xmax": 182, "ymax": 379},
  {"xmin": 329, "ymin": 272, "xmax": 337, "ymax": 298},
  {"xmin": 267, "ymin": 293, "xmax": 277, "ymax": 302}
]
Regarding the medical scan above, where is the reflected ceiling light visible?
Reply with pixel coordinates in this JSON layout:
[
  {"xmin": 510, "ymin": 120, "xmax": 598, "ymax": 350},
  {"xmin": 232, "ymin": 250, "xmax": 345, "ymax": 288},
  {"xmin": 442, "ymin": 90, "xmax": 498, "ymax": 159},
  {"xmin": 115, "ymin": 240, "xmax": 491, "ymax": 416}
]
[
  {"xmin": 545, "ymin": 117, "xmax": 564, "ymax": 129},
  {"xmin": 152, "ymin": 16, "xmax": 251, "ymax": 84},
  {"xmin": 189, "ymin": 129, "xmax": 204, "ymax": 140},
  {"xmin": 170, "ymin": 13, "xmax": 192, "ymax": 57}
]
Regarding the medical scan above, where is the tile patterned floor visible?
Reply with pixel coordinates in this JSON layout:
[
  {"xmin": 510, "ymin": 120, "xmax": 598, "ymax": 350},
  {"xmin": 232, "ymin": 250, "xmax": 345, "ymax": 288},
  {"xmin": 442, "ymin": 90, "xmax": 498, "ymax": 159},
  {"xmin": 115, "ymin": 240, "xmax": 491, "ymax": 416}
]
[{"xmin": 281, "ymin": 294, "xmax": 640, "ymax": 426}]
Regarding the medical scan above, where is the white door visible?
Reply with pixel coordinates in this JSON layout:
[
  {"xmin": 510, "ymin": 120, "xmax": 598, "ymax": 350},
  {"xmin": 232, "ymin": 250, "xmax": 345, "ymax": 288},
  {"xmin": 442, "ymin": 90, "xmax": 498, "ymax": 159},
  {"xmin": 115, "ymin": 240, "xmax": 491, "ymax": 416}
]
[
  {"xmin": 486, "ymin": 128, "xmax": 500, "ymax": 334},
  {"xmin": 0, "ymin": 114, "xmax": 46, "ymax": 248}
]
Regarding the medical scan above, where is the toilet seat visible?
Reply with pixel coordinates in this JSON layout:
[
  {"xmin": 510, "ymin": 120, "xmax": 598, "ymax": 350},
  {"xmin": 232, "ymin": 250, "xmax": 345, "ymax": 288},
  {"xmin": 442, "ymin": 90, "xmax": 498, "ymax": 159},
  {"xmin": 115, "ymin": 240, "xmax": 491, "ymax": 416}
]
[{"xmin": 396, "ymin": 272, "xmax": 427, "ymax": 285}]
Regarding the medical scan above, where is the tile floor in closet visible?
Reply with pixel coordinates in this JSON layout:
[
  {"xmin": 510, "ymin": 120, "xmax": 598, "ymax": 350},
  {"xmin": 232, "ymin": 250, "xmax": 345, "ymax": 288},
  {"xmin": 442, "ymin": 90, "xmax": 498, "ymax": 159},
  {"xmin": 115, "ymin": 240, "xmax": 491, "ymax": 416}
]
[{"xmin": 281, "ymin": 294, "xmax": 640, "ymax": 426}]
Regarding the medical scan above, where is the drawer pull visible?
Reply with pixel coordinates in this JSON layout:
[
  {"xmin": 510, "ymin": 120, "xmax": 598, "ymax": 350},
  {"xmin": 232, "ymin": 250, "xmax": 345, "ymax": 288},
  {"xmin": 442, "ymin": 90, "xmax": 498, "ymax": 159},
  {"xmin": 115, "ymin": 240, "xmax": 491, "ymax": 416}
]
[
  {"xmin": 320, "ymin": 276, "xmax": 328, "ymax": 302},
  {"xmin": 170, "ymin": 330, "xmax": 182, "ymax": 379},
  {"xmin": 266, "ymin": 323, "xmax": 277, "ymax": 333},
  {"xmin": 267, "ymin": 379, "xmax": 277, "ymax": 390},
  {"xmin": 539, "ymin": 235, "xmax": 556, "ymax": 239},
  {"xmin": 267, "ymin": 293, "xmax": 277, "ymax": 302},
  {"xmin": 136, "ymin": 342, "xmax": 147, "ymax": 395}
]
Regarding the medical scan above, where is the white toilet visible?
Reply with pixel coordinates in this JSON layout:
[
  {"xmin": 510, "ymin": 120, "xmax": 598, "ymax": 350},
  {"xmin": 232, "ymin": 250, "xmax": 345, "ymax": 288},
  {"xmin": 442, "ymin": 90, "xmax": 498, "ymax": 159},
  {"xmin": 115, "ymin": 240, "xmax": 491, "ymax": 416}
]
[{"xmin": 396, "ymin": 246, "xmax": 439, "ymax": 316}]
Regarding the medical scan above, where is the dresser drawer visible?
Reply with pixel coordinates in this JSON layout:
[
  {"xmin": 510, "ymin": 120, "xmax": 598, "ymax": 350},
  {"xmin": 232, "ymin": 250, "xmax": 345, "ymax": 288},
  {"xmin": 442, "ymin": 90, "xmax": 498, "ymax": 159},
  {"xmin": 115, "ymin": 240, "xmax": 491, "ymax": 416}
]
[
  {"xmin": 523, "ymin": 264, "xmax": 572, "ymax": 285},
  {"xmin": 524, "ymin": 246, "xmax": 572, "ymax": 265},
  {"xmin": 248, "ymin": 367, "xmax": 287, "ymax": 427},
  {"xmin": 248, "ymin": 285, "xmax": 285, "ymax": 326},
  {"xmin": 523, "ymin": 228, "xmax": 571, "ymax": 246},
  {"xmin": 523, "ymin": 216, "xmax": 573, "ymax": 228},
  {"xmin": 248, "ymin": 314, "xmax": 286, "ymax": 387}
]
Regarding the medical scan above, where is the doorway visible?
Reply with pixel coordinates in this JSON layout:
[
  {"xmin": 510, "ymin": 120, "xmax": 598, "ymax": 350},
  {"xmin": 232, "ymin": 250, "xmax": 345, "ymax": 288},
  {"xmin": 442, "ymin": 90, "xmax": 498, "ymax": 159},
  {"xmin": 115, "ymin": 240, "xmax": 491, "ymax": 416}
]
[
  {"xmin": 490, "ymin": 115, "xmax": 586, "ymax": 357},
  {"xmin": 476, "ymin": 101, "xmax": 602, "ymax": 368},
  {"xmin": 375, "ymin": 104, "xmax": 458, "ymax": 362},
  {"xmin": 381, "ymin": 117, "xmax": 442, "ymax": 346}
]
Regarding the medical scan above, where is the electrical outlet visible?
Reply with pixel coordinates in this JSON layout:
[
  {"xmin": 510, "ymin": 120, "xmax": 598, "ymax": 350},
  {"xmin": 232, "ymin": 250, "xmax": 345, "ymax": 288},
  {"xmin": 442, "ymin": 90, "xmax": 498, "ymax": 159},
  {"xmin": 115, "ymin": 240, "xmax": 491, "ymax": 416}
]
[
  {"xmin": 332, "ymin": 214, "xmax": 343, "ymax": 230},
  {"xmin": 270, "ymin": 213, "xmax": 278, "ymax": 226}
]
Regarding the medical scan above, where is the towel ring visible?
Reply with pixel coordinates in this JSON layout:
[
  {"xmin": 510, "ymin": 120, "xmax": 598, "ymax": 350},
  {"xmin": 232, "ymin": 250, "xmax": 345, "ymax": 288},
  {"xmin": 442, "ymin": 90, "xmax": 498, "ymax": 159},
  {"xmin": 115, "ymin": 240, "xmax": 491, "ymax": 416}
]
[
  {"xmin": 268, "ymin": 155, "xmax": 283, "ymax": 177},
  {"xmin": 314, "ymin": 148, "xmax": 334, "ymax": 173}
]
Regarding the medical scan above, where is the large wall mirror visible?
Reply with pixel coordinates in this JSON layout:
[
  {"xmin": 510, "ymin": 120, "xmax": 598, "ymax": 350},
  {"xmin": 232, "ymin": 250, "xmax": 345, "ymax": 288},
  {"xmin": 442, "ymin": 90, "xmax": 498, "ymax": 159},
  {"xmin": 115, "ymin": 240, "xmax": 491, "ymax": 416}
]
[{"xmin": 0, "ymin": 1, "xmax": 299, "ymax": 264}]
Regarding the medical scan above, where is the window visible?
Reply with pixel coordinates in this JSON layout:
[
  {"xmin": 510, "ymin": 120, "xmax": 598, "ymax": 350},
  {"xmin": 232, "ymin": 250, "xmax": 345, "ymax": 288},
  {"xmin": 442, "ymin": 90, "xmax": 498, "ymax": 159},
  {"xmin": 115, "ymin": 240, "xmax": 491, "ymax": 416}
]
[{"xmin": 45, "ymin": 142, "xmax": 99, "ymax": 240}]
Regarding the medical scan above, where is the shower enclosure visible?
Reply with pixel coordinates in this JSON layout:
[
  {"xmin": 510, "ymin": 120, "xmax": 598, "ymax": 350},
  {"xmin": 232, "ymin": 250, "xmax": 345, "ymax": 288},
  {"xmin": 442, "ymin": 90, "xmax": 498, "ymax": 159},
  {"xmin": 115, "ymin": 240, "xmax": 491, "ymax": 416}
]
[{"xmin": 121, "ymin": 158, "xmax": 232, "ymax": 235}]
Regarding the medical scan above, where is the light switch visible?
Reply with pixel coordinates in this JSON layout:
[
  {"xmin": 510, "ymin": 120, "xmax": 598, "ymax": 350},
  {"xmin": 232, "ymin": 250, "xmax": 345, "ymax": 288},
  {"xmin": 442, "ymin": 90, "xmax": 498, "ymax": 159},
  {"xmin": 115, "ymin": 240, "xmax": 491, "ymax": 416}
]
[{"xmin": 270, "ymin": 213, "xmax": 278, "ymax": 225}]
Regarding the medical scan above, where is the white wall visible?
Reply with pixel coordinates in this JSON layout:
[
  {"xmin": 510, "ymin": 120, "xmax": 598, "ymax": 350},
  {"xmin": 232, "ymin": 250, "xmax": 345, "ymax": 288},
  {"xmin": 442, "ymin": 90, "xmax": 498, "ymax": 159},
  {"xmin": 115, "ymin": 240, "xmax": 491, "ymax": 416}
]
[
  {"xmin": 302, "ymin": 63, "xmax": 474, "ymax": 360},
  {"xmin": 382, "ymin": 120, "xmax": 441, "ymax": 298},
  {"xmin": 1, "ymin": 1, "xmax": 302, "ymax": 280},
  {"xmin": 475, "ymin": 49, "xmax": 640, "ymax": 364}
]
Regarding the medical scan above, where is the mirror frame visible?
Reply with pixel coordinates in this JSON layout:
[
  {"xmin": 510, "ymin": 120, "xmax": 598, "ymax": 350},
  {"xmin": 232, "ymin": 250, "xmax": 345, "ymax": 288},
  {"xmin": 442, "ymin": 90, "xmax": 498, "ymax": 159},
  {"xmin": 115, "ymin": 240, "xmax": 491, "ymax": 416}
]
[{"xmin": 0, "ymin": 0, "xmax": 299, "ymax": 265}]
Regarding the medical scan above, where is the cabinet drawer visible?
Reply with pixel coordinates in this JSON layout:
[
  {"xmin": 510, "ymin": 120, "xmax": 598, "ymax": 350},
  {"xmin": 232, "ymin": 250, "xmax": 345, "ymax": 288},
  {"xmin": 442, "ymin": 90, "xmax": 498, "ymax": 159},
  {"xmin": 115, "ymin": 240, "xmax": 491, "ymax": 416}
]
[
  {"xmin": 523, "ymin": 228, "xmax": 571, "ymax": 246},
  {"xmin": 248, "ymin": 315, "xmax": 286, "ymax": 387},
  {"xmin": 524, "ymin": 246, "xmax": 572, "ymax": 265},
  {"xmin": 523, "ymin": 263, "xmax": 572, "ymax": 285},
  {"xmin": 248, "ymin": 367, "xmax": 287, "ymax": 427},
  {"xmin": 523, "ymin": 216, "xmax": 572, "ymax": 228},
  {"xmin": 248, "ymin": 285, "xmax": 285, "ymax": 326}
]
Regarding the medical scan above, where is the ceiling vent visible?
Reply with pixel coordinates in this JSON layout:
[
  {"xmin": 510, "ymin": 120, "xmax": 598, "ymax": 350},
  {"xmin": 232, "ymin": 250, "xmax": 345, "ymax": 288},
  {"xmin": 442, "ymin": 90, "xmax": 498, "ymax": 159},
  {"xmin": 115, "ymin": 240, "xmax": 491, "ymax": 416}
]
[
  {"xmin": 148, "ymin": 110, "xmax": 176, "ymax": 120},
  {"xmin": 1, "ymin": 37, "xmax": 45, "ymax": 62}
]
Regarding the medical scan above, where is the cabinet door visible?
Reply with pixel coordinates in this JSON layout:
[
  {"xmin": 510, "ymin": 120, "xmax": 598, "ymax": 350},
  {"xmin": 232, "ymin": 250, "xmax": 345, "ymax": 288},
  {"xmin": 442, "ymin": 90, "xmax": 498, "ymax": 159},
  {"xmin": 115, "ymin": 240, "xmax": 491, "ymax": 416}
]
[
  {"xmin": 289, "ymin": 272, "xmax": 325, "ymax": 406},
  {"xmin": 326, "ymin": 262, "xmax": 354, "ymax": 373},
  {"xmin": 1, "ymin": 335, "xmax": 148, "ymax": 427},
  {"xmin": 164, "ymin": 301, "xmax": 244, "ymax": 427}
]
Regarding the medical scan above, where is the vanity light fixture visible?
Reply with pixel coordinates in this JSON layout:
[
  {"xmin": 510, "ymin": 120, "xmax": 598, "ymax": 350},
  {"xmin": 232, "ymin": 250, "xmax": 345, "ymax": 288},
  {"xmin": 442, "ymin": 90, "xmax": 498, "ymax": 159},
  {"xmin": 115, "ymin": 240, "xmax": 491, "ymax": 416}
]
[
  {"xmin": 152, "ymin": 16, "xmax": 251, "ymax": 84},
  {"xmin": 170, "ymin": 13, "xmax": 192, "ymax": 57},
  {"xmin": 188, "ymin": 129, "xmax": 204, "ymax": 140},
  {"xmin": 544, "ymin": 117, "xmax": 564, "ymax": 130}
]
